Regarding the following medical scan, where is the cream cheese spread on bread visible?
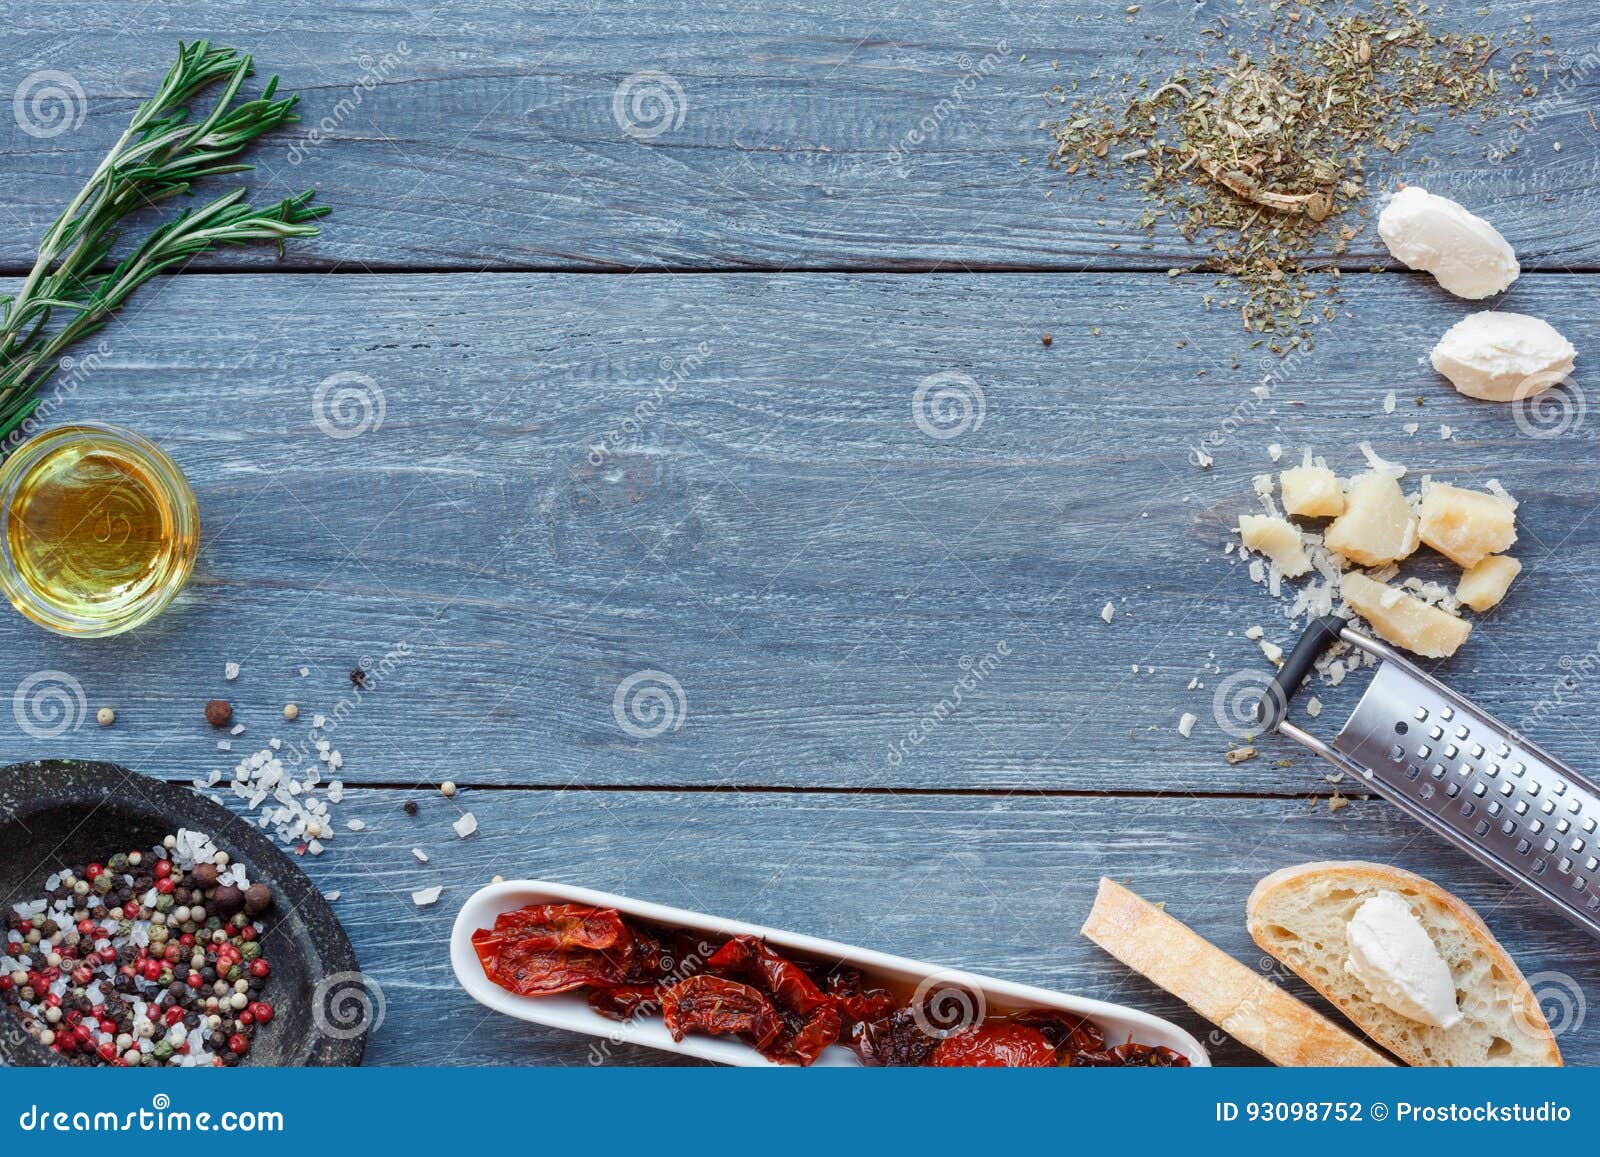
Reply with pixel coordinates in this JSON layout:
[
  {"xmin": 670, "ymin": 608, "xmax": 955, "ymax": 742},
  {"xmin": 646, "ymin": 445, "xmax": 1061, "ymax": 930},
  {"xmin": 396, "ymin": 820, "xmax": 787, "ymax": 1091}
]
[{"xmin": 1345, "ymin": 891, "xmax": 1462, "ymax": 1030}]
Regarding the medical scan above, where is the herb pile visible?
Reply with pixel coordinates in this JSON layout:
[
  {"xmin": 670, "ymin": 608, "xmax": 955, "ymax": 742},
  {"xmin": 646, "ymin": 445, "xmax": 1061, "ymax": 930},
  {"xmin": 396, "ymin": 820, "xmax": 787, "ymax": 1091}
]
[
  {"xmin": 0, "ymin": 42, "xmax": 326, "ymax": 447},
  {"xmin": 1042, "ymin": 0, "xmax": 1540, "ymax": 351}
]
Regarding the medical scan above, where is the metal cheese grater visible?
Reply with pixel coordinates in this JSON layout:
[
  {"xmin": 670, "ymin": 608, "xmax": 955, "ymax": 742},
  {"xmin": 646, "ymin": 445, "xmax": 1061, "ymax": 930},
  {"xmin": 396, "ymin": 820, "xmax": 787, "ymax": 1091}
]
[{"xmin": 1256, "ymin": 614, "xmax": 1600, "ymax": 941}]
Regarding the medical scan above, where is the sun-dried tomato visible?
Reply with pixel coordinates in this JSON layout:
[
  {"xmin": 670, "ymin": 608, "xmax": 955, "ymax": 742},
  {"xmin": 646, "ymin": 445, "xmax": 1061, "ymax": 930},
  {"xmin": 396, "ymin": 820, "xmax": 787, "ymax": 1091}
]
[
  {"xmin": 824, "ymin": 967, "xmax": 897, "ymax": 1025},
  {"xmin": 765, "ymin": 1002, "xmax": 843, "ymax": 1066},
  {"xmin": 1070, "ymin": 1042, "xmax": 1191, "ymax": 1067},
  {"xmin": 588, "ymin": 983, "xmax": 665, "ymax": 1021},
  {"xmin": 470, "ymin": 931, "xmax": 629, "ymax": 996},
  {"xmin": 1014, "ymin": 1009, "xmax": 1107, "ymax": 1056},
  {"xmin": 930, "ymin": 1023, "xmax": 1059, "ymax": 1068},
  {"xmin": 850, "ymin": 1007, "xmax": 940, "ymax": 1067},
  {"xmin": 661, "ymin": 975, "xmax": 784, "ymax": 1050},
  {"xmin": 707, "ymin": 936, "xmax": 831, "ymax": 1016},
  {"xmin": 481, "ymin": 904, "xmax": 627, "ymax": 951}
]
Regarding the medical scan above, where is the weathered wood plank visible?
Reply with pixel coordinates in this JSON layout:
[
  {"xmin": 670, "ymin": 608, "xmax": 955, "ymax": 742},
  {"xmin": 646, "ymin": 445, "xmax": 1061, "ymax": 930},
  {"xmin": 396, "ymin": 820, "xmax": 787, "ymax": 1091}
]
[
  {"xmin": 0, "ymin": 0, "xmax": 1595, "ymax": 271},
  {"xmin": 0, "ymin": 270, "xmax": 1594, "ymax": 794},
  {"xmin": 235, "ymin": 787, "xmax": 1598, "ymax": 1066}
]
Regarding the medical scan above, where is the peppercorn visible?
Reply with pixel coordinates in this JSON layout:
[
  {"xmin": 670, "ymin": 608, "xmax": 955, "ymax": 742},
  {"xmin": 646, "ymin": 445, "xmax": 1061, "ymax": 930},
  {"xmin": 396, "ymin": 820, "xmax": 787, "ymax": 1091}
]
[
  {"xmin": 204, "ymin": 699, "xmax": 232, "ymax": 728},
  {"xmin": 1041, "ymin": 333, "xmax": 1053, "ymax": 346},
  {"xmin": 243, "ymin": 884, "xmax": 272, "ymax": 915},
  {"xmin": 191, "ymin": 862, "xmax": 219, "ymax": 890},
  {"xmin": 403, "ymin": 801, "xmax": 418, "ymax": 816},
  {"xmin": 96, "ymin": 707, "xmax": 115, "ymax": 727},
  {"xmin": 283, "ymin": 703, "xmax": 299, "ymax": 721}
]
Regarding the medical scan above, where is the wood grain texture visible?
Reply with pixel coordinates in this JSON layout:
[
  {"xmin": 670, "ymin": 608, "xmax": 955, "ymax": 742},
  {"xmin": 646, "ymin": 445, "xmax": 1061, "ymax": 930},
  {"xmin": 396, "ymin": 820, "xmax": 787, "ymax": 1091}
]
[
  {"xmin": 247, "ymin": 786, "xmax": 1598, "ymax": 1066},
  {"xmin": 0, "ymin": 0, "xmax": 1594, "ymax": 271},
  {"xmin": 0, "ymin": 270, "xmax": 1593, "ymax": 795}
]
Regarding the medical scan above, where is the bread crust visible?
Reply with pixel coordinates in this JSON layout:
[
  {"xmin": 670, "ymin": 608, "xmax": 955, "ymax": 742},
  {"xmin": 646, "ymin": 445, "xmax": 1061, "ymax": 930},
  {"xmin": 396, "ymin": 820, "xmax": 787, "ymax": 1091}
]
[
  {"xmin": 1081, "ymin": 877, "xmax": 1393, "ymax": 1067},
  {"xmin": 1247, "ymin": 860, "xmax": 1561, "ymax": 1067}
]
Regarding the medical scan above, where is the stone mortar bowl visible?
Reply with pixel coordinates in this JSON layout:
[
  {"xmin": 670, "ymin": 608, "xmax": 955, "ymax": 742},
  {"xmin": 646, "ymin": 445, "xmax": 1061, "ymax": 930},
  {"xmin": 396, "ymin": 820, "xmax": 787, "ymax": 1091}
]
[{"xmin": 0, "ymin": 759, "xmax": 365, "ymax": 1066}]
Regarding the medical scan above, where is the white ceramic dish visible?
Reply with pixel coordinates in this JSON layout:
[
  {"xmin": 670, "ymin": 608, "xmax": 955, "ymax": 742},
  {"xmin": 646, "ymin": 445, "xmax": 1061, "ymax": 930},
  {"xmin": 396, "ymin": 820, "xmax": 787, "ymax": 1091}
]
[{"xmin": 450, "ymin": 879, "xmax": 1211, "ymax": 1068}]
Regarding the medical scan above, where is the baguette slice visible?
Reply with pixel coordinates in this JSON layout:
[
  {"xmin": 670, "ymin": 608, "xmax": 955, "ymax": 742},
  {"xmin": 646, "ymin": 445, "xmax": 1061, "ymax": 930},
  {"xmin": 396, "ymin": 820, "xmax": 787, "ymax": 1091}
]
[
  {"xmin": 1248, "ymin": 862, "xmax": 1560, "ymax": 1067},
  {"xmin": 1081, "ymin": 877, "xmax": 1392, "ymax": 1067}
]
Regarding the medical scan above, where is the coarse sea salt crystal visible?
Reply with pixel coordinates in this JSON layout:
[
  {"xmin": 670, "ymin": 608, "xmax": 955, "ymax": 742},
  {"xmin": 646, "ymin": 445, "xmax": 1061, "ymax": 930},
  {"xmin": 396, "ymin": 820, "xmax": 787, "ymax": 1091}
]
[
  {"xmin": 1383, "ymin": 391, "xmax": 1396, "ymax": 414},
  {"xmin": 224, "ymin": 662, "xmax": 239, "ymax": 681},
  {"xmin": 313, "ymin": 714, "xmax": 326, "ymax": 729},
  {"xmin": 412, "ymin": 886, "xmax": 442, "ymax": 907},
  {"xmin": 453, "ymin": 813, "xmax": 478, "ymax": 839},
  {"xmin": 346, "ymin": 819, "xmax": 365, "ymax": 831},
  {"xmin": 412, "ymin": 848, "xmax": 429, "ymax": 863},
  {"xmin": 1177, "ymin": 712, "xmax": 1197, "ymax": 738},
  {"xmin": 1100, "ymin": 601, "xmax": 1115, "ymax": 624},
  {"xmin": 230, "ymin": 723, "xmax": 244, "ymax": 736},
  {"xmin": 325, "ymin": 890, "xmax": 341, "ymax": 901},
  {"xmin": 299, "ymin": 667, "xmax": 310, "ymax": 677}
]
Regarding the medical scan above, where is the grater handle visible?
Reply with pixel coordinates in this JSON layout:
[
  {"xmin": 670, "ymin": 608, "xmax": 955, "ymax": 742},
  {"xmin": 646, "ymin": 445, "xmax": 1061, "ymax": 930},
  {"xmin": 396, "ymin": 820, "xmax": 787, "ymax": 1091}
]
[{"xmin": 1255, "ymin": 614, "xmax": 1346, "ymax": 731}]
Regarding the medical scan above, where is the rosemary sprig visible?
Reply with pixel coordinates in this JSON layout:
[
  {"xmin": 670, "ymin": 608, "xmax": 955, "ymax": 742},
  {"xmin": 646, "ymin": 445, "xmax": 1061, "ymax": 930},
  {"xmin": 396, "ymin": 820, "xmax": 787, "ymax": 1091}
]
[{"xmin": 0, "ymin": 41, "xmax": 328, "ymax": 442}]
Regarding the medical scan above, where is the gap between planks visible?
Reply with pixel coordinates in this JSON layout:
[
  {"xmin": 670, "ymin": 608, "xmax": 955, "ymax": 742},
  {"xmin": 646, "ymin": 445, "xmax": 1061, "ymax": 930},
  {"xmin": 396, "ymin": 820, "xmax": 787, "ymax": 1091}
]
[
  {"xmin": 264, "ymin": 781, "xmax": 1362, "ymax": 801},
  {"xmin": 3, "ymin": 262, "xmax": 1600, "ymax": 278}
]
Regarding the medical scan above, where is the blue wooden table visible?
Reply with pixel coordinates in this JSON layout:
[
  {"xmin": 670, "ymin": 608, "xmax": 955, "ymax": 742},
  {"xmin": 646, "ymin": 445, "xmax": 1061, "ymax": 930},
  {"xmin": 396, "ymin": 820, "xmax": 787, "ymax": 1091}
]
[{"xmin": 2, "ymin": 0, "xmax": 1598, "ymax": 1065}]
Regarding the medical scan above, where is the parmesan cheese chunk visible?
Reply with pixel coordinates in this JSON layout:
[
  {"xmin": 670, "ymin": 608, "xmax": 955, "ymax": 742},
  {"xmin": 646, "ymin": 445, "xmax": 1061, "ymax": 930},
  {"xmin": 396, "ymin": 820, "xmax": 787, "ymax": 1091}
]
[
  {"xmin": 1280, "ymin": 465, "xmax": 1345, "ymax": 518},
  {"xmin": 1324, "ymin": 471, "xmax": 1419, "ymax": 567},
  {"xmin": 1418, "ymin": 483, "xmax": 1516, "ymax": 569},
  {"xmin": 1456, "ymin": 555, "xmax": 1521, "ymax": 612},
  {"xmin": 1342, "ymin": 572, "xmax": 1471, "ymax": 658},
  {"xmin": 1237, "ymin": 514, "xmax": 1312, "ymax": 577}
]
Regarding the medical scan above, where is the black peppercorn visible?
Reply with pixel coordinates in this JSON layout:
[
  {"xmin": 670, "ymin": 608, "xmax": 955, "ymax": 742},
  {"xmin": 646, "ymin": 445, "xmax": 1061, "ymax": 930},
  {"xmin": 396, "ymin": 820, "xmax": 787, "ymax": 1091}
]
[{"xmin": 403, "ymin": 801, "xmax": 418, "ymax": 816}]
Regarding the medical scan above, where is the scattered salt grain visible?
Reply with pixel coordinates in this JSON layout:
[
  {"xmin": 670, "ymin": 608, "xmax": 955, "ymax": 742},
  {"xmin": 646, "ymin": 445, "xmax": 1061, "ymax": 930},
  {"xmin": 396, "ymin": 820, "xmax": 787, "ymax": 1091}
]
[
  {"xmin": 1177, "ymin": 712, "xmax": 1197, "ymax": 738},
  {"xmin": 299, "ymin": 667, "xmax": 310, "ymax": 677},
  {"xmin": 453, "ymin": 813, "xmax": 478, "ymax": 839},
  {"xmin": 1306, "ymin": 696, "xmax": 1323, "ymax": 718},
  {"xmin": 346, "ymin": 819, "xmax": 365, "ymax": 832},
  {"xmin": 411, "ymin": 848, "xmax": 429, "ymax": 863},
  {"xmin": 230, "ymin": 723, "xmax": 244, "ymax": 736},
  {"xmin": 1383, "ymin": 391, "xmax": 1396, "ymax": 415},
  {"xmin": 412, "ymin": 886, "xmax": 442, "ymax": 907},
  {"xmin": 1258, "ymin": 639, "xmax": 1284, "ymax": 665},
  {"xmin": 1267, "ymin": 443, "xmax": 1283, "ymax": 463},
  {"xmin": 216, "ymin": 740, "xmax": 231, "ymax": 752},
  {"xmin": 325, "ymin": 891, "xmax": 341, "ymax": 901},
  {"xmin": 1402, "ymin": 422, "xmax": 1419, "ymax": 436},
  {"xmin": 224, "ymin": 662, "xmax": 239, "ymax": 681},
  {"xmin": 312, "ymin": 714, "xmax": 326, "ymax": 729},
  {"xmin": 1101, "ymin": 601, "xmax": 1115, "ymax": 624}
]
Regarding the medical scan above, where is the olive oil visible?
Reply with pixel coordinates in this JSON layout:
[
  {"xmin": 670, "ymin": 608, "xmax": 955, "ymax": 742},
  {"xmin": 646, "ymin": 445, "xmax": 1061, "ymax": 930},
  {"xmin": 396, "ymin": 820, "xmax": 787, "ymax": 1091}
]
[{"xmin": 0, "ymin": 425, "xmax": 197, "ymax": 636}]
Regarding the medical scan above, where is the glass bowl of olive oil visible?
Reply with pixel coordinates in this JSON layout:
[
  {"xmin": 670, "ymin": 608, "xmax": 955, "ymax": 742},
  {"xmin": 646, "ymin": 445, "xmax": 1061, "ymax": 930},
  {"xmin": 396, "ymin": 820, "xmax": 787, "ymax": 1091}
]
[{"xmin": 0, "ymin": 423, "xmax": 199, "ymax": 637}]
